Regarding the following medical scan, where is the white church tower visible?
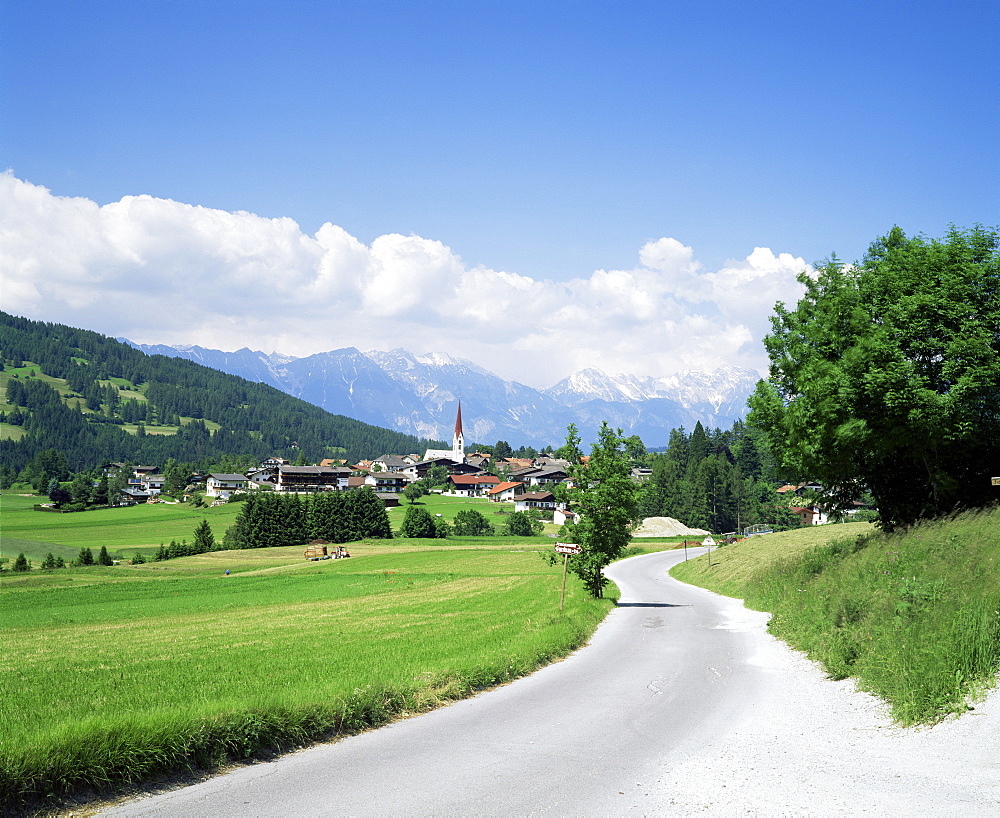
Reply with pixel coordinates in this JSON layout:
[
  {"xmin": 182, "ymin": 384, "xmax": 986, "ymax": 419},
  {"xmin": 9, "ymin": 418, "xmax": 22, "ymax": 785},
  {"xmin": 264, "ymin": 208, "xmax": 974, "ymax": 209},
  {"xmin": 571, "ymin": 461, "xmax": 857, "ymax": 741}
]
[
  {"xmin": 452, "ymin": 402, "xmax": 465, "ymax": 463},
  {"xmin": 422, "ymin": 402, "xmax": 467, "ymax": 463}
]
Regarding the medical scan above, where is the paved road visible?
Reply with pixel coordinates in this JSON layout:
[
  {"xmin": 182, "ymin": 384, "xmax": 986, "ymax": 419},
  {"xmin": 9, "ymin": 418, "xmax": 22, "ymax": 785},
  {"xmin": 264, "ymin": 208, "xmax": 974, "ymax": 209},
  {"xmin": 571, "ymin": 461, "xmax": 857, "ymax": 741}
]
[{"xmin": 107, "ymin": 548, "xmax": 770, "ymax": 816}]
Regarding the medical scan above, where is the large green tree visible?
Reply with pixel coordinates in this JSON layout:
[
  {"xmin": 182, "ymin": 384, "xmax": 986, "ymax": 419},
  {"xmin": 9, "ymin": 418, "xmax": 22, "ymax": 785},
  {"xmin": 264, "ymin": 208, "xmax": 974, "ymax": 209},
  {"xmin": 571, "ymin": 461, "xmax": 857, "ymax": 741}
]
[
  {"xmin": 749, "ymin": 225, "xmax": 1000, "ymax": 530},
  {"xmin": 564, "ymin": 422, "xmax": 641, "ymax": 597}
]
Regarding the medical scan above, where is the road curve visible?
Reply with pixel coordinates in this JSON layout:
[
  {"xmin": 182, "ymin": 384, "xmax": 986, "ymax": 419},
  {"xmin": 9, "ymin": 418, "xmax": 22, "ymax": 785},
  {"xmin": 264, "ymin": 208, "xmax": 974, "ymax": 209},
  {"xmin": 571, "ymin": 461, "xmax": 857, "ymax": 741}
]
[{"xmin": 104, "ymin": 548, "xmax": 1000, "ymax": 815}]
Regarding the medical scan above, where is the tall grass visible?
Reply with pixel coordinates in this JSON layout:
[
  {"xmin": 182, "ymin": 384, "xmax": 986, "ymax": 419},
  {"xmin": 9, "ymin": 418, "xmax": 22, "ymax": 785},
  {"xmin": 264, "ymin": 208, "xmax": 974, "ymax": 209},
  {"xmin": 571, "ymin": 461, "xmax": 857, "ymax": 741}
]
[
  {"xmin": 0, "ymin": 547, "xmax": 611, "ymax": 812},
  {"xmin": 672, "ymin": 510, "xmax": 1000, "ymax": 724}
]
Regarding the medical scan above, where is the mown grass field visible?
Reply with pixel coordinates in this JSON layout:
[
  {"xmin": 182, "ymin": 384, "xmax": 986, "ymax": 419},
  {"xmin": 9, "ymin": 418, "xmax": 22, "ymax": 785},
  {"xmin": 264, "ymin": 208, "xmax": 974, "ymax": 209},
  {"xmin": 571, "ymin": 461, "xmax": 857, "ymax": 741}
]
[
  {"xmin": 672, "ymin": 510, "xmax": 1000, "ymax": 724},
  {"xmin": 0, "ymin": 493, "xmax": 246, "ymax": 564},
  {"xmin": 0, "ymin": 490, "xmax": 556, "ymax": 568}
]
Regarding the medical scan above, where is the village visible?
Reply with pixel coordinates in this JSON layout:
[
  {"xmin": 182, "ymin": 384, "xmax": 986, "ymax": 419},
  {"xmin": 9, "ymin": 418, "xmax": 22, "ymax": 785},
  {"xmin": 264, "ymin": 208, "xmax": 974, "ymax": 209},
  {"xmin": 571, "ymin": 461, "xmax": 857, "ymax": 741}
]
[{"xmin": 102, "ymin": 404, "xmax": 590, "ymax": 526}]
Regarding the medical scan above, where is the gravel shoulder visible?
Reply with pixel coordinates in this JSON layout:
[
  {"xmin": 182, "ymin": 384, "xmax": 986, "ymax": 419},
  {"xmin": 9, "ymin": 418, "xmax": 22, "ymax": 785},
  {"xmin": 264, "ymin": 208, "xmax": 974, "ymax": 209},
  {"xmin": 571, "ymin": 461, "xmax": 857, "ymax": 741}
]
[{"xmin": 647, "ymin": 590, "xmax": 1000, "ymax": 815}]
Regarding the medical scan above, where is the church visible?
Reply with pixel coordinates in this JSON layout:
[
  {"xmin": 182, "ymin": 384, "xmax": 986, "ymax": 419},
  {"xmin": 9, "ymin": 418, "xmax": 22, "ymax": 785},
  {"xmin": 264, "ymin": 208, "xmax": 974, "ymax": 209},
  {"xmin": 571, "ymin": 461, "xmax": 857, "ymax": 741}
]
[{"xmin": 422, "ymin": 402, "xmax": 466, "ymax": 464}]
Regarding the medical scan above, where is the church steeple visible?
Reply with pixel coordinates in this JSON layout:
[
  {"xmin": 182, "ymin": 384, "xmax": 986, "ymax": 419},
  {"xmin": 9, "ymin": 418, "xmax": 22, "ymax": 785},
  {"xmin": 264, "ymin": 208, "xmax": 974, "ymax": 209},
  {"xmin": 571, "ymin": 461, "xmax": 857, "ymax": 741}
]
[{"xmin": 452, "ymin": 402, "xmax": 465, "ymax": 463}]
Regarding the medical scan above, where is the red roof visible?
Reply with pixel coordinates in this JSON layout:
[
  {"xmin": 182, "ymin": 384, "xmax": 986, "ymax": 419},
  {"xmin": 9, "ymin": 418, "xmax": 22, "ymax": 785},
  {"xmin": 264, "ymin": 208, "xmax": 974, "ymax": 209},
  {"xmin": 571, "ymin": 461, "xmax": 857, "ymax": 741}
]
[
  {"xmin": 450, "ymin": 474, "xmax": 500, "ymax": 486},
  {"xmin": 488, "ymin": 481, "xmax": 524, "ymax": 495}
]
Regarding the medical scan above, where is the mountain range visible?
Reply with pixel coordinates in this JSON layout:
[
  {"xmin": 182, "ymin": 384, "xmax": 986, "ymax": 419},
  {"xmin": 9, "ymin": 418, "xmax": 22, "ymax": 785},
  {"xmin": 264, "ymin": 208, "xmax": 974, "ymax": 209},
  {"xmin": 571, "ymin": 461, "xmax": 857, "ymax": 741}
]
[{"xmin": 124, "ymin": 341, "xmax": 761, "ymax": 447}]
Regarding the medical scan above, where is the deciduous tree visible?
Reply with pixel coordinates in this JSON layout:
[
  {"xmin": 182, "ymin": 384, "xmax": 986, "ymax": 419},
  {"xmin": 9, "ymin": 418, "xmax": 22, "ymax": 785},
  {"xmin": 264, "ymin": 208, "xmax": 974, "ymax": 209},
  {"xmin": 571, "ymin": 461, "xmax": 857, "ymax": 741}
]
[
  {"xmin": 749, "ymin": 225, "xmax": 1000, "ymax": 530},
  {"xmin": 400, "ymin": 505, "xmax": 436, "ymax": 538},
  {"xmin": 564, "ymin": 422, "xmax": 640, "ymax": 597}
]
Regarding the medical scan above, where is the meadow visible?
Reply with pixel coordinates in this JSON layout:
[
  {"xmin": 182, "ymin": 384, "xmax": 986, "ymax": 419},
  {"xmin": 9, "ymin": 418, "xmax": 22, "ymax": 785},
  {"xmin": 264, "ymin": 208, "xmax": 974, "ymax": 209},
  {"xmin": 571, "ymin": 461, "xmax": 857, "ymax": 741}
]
[
  {"xmin": 0, "ymin": 493, "xmax": 245, "ymax": 564},
  {"xmin": 0, "ymin": 491, "xmax": 617, "ymax": 812},
  {"xmin": 672, "ymin": 509, "xmax": 1000, "ymax": 725}
]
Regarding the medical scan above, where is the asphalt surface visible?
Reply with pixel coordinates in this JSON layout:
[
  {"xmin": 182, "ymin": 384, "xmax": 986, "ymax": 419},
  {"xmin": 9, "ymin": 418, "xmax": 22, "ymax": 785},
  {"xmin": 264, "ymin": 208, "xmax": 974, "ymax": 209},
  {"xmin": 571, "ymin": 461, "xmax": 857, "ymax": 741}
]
[{"xmin": 105, "ymin": 548, "xmax": 762, "ymax": 816}]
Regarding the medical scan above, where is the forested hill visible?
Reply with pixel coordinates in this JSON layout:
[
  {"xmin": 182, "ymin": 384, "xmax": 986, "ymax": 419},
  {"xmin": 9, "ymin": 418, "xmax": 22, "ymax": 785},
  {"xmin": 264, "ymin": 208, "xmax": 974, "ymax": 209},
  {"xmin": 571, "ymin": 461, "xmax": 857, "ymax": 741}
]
[{"xmin": 0, "ymin": 312, "xmax": 444, "ymax": 471}]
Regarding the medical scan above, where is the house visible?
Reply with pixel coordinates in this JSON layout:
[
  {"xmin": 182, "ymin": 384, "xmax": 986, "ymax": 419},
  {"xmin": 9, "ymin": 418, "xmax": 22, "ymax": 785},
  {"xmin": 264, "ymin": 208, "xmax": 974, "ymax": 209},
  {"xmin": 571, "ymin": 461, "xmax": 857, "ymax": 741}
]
[
  {"xmin": 274, "ymin": 466, "xmax": 351, "ymax": 493},
  {"xmin": 790, "ymin": 505, "xmax": 831, "ymax": 526},
  {"xmin": 118, "ymin": 487, "xmax": 150, "ymax": 505},
  {"xmin": 514, "ymin": 491, "xmax": 557, "ymax": 513},
  {"xmin": 141, "ymin": 474, "xmax": 166, "ymax": 495},
  {"xmin": 446, "ymin": 474, "xmax": 500, "ymax": 497},
  {"xmin": 260, "ymin": 457, "xmax": 290, "ymax": 468},
  {"xmin": 247, "ymin": 467, "xmax": 276, "ymax": 488},
  {"xmin": 514, "ymin": 467, "xmax": 569, "ymax": 487},
  {"xmin": 497, "ymin": 457, "xmax": 534, "ymax": 471},
  {"xmin": 365, "ymin": 472, "xmax": 409, "ymax": 492},
  {"xmin": 487, "ymin": 481, "xmax": 525, "ymax": 502},
  {"xmin": 402, "ymin": 458, "xmax": 478, "ymax": 481},
  {"xmin": 533, "ymin": 457, "xmax": 570, "ymax": 470},
  {"xmin": 553, "ymin": 507, "xmax": 580, "ymax": 526},
  {"xmin": 370, "ymin": 454, "xmax": 415, "ymax": 472},
  {"xmin": 206, "ymin": 473, "xmax": 248, "ymax": 499},
  {"xmin": 465, "ymin": 452, "xmax": 490, "ymax": 469},
  {"xmin": 377, "ymin": 492, "xmax": 401, "ymax": 508}
]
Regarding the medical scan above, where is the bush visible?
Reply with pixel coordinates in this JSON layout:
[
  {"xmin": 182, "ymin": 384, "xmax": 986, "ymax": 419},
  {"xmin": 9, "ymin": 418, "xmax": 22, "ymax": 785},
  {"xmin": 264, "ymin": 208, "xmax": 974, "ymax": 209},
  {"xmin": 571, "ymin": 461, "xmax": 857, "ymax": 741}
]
[
  {"xmin": 453, "ymin": 509, "xmax": 494, "ymax": 536},
  {"xmin": 399, "ymin": 506, "xmax": 436, "ymax": 538},
  {"xmin": 503, "ymin": 511, "xmax": 543, "ymax": 537}
]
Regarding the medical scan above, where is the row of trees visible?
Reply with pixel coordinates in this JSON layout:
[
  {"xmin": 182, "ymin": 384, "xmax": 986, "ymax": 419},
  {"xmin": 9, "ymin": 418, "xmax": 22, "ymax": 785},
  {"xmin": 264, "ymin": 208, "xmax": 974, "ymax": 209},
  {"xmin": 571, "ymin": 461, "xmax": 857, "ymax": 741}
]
[
  {"xmin": 10, "ymin": 546, "xmax": 116, "ymax": 572},
  {"xmin": 222, "ymin": 488, "xmax": 392, "ymax": 549},
  {"xmin": 635, "ymin": 420, "xmax": 800, "ymax": 534}
]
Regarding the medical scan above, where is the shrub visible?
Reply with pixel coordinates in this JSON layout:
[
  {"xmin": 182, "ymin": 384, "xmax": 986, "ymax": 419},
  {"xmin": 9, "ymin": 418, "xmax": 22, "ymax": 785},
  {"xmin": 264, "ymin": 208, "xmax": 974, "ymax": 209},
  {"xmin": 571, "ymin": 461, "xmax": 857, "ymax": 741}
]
[
  {"xmin": 453, "ymin": 509, "xmax": 494, "ymax": 536},
  {"xmin": 400, "ymin": 506, "xmax": 436, "ymax": 538},
  {"xmin": 503, "ymin": 511, "xmax": 543, "ymax": 537}
]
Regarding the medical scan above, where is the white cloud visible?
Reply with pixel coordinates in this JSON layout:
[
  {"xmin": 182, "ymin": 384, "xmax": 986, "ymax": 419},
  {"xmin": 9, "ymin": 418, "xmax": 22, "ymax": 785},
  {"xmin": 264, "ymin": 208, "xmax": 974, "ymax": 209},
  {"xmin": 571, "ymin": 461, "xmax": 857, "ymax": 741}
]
[{"xmin": 0, "ymin": 172, "xmax": 810, "ymax": 387}]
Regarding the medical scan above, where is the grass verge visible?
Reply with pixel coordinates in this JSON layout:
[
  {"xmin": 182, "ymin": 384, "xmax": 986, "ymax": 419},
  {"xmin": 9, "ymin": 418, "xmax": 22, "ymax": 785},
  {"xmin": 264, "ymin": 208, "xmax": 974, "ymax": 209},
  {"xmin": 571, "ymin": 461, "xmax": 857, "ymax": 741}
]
[{"xmin": 671, "ymin": 510, "xmax": 1000, "ymax": 725}]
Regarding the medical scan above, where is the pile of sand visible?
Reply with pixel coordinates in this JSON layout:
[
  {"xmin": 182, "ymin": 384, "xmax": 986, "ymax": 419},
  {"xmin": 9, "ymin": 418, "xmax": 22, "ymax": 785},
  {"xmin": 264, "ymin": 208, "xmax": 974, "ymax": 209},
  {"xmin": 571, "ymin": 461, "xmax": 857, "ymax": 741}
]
[{"xmin": 632, "ymin": 516, "xmax": 710, "ymax": 537}]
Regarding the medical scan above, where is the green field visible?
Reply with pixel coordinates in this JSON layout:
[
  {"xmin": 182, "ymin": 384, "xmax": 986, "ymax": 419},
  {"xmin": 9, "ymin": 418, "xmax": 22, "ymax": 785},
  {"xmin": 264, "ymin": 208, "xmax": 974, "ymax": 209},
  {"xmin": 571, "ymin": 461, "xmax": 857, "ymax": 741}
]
[
  {"xmin": 0, "ymin": 493, "xmax": 245, "ymax": 564},
  {"xmin": 0, "ymin": 491, "xmax": 559, "ymax": 568},
  {"xmin": 0, "ymin": 488, "xmax": 624, "ymax": 812}
]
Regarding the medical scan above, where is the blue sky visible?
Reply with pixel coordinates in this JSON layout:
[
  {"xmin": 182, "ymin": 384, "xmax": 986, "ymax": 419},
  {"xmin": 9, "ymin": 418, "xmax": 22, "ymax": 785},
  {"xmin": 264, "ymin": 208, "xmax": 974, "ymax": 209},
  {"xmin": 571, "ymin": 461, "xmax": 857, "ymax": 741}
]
[{"xmin": 2, "ymin": 0, "xmax": 998, "ymax": 386}]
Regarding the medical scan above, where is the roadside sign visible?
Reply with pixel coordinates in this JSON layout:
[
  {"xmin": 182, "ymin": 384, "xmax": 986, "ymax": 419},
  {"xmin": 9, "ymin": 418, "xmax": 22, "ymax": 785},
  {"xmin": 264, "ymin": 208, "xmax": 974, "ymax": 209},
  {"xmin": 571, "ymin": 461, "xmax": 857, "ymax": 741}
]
[
  {"xmin": 701, "ymin": 536, "xmax": 716, "ymax": 547},
  {"xmin": 554, "ymin": 543, "xmax": 581, "ymax": 611},
  {"xmin": 992, "ymin": 477, "xmax": 1000, "ymax": 487}
]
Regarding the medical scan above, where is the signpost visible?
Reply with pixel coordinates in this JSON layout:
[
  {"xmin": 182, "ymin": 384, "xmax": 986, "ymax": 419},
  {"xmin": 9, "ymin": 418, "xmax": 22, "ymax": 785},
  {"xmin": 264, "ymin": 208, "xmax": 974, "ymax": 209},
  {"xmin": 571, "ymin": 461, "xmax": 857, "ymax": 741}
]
[{"xmin": 554, "ymin": 542, "xmax": 581, "ymax": 611}]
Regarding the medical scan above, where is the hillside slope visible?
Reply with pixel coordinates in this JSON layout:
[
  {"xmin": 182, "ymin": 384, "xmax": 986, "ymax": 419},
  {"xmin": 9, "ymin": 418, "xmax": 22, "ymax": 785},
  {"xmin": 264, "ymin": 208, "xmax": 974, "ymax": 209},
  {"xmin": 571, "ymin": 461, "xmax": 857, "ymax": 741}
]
[{"xmin": 0, "ymin": 312, "xmax": 443, "ymax": 470}]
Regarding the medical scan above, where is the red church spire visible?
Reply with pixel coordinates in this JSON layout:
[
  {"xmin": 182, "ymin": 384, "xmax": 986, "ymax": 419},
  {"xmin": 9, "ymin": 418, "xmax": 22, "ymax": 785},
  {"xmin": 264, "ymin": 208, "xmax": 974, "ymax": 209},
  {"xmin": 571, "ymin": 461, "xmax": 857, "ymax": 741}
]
[{"xmin": 454, "ymin": 402, "xmax": 463, "ymax": 437}]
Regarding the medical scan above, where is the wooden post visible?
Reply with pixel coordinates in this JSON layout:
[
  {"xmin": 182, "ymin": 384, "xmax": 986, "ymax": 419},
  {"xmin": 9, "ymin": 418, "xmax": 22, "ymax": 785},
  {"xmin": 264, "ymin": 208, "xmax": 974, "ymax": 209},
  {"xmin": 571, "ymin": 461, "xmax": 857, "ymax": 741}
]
[{"xmin": 560, "ymin": 553, "xmax": 569, "ymax": 612}]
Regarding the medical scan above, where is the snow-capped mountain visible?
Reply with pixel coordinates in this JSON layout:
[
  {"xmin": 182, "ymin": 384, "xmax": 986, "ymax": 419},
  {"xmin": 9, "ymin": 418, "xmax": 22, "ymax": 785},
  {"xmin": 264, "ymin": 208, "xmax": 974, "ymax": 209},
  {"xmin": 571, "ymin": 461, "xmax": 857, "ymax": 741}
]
[{"xmin": 122, "ymin": 340, "xmax": 760, "ymax": 447}]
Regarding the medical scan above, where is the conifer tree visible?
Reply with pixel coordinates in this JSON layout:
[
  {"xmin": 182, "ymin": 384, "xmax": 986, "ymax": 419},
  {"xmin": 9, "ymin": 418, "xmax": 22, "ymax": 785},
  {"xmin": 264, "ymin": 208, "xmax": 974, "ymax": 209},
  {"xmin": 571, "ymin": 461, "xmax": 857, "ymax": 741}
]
[{"xmin": 193, "ymin": 519, "xmax": 215, "ymax": 553}]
